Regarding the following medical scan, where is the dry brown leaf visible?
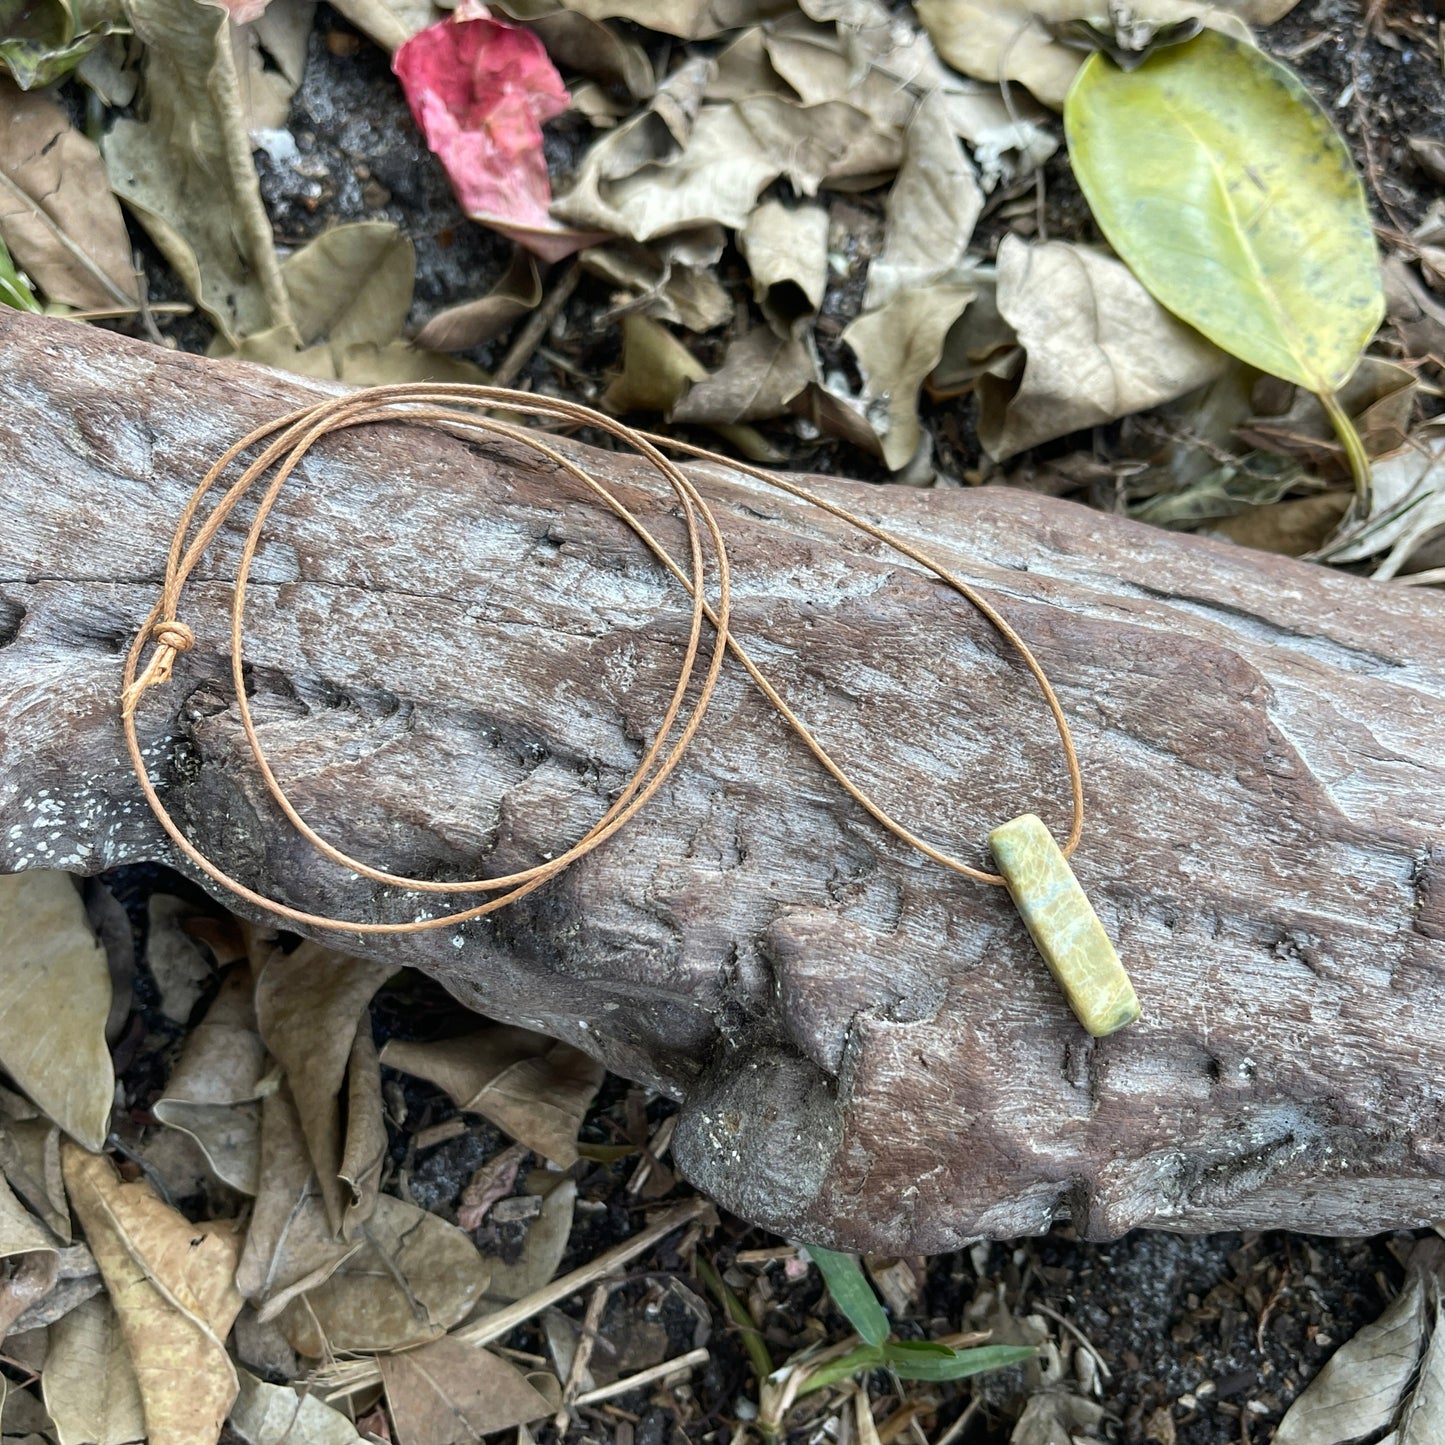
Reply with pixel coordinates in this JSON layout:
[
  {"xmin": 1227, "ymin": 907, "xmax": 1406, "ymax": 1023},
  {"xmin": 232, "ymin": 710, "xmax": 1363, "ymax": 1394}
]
[
  {"xmin": 457, "ymin": 1142, "xmax": 529, "ymax": 1231},
  {"xmin": 0, "ymin": 1171, "xmax": 56, "ymax": 1261},
  {"xmin": 42, "ymin": 1294, "xmax": 146, "ymax": 1445},
  {"xmin": 555, "ymin": 69, "xmax": 899, "ymax": 241},
  {"xmin": 482, "ymin": 1178, "xmax": 576, "ymax": 1303},
  {"xmin": 235, "ymin": 1085, "xmax": 355, "ymax": 1309},
  {"xmin": 339, "ymin": 1021, "xmax": 387, "ymax": 1235},
  {"xmin": 277, "ymin": 1194, "xmax": 491, "ymax": 1357},
  {"xmin": 1275, "ymin": 1269, "xmax": 1428, "ymax": 1444},
  {"xmin": 1212, "ymin": 493, "xmax": 1352, "ymax": 557},
  {"xmin": 978, "ymin": 235, "xmax": 1226, "ymax": 460},
  {"xmin": 234, "ymin": 0, "xmax": 315, "ymax": 134},
  {"xmin": 738, "ymin": 200, "xmax": 828, "ymax": 334},
  {"xmin": 62, "ymin": 1143, "xmax": 244, "ymax": 1445},
  {"xmin": 498, "ymin": 0, "xmax": 787, "ymax": 41},
  {"xmin": 672, "ymin": 326, "xmax": 815, "ymax": 425},
  {"xmin": 380, "ymin": 1026, "xmax": 604, "ymax": 1167},
  {"xmin": 254, "ymin": 940, "xmax": 396, "ymax": 1236},
  {"xmin": 863, "ymin": 91, "xmax": 982, "ymax": 311},
  {"xmin": 379, "ymin": 1338, "xmax": 555, "ymax": 1445},
  {"xmin": 0, "ymin": 1250, "xmax": 57, "ymax": 1341},
  {"xmin": 145, "ymin": 894, "xmax": 215, "ymax": 1024},
  {"xmin": 328, "ymin": 0, "xmax": 440, "ymax": 50},
  {"xmin": 414, "ymin": 249, "xmax": 541, "ymax": 352},
  {"xmin": 1320, "ymin": 429, "xmax": 1445, "ymax": 578},
  {"xmin": 515, "ymin": 6, "xmax": 654, "ymax": 98},
  {"xmin": 916, "ymin": 0, "xmax": 1254, "ymax": 109},
  {"xmin": 0, "ymin": 79, "xmax": 137, "ymax": 311},
  {"xmin": 103, "ymin": 0, "xmax": 292, "ymax": 343},
  {"xmin": 0, "ymin": 872, "xmax": 114, "ymax": 1151},
  {"xmin": 153, "ymin": 965, "xmax": 265, "ymax": 1195},
  {"xmin": 844, "ymin": 283, "xmax": 975, "ymax": 470},
  {"xmin": 581, "ymin": 228, "xmax": 732, "ymax": 332},
  {"xmin": 229, "ymin": 1369, "xmax": 364, "ymax": 1445},
  {"xmin": 0, "ymin": 1382, "xmax": 53, "ymax": 1439}
]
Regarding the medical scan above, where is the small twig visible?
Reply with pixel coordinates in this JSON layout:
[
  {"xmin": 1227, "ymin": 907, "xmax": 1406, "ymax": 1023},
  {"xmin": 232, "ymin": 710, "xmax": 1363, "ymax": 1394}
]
[
  {"xmin": 930, "ymin": 1398, "xmax": 980, "ymax": 1445},
  {"xmin": 491, "ymin": 261, "xmax": 581, "ymax": 389},
  {"xmin": 315, "ymin": 1196, "xmax": 710, "ymax": 1399},
  {"xmin": 555, "ymin": 1281, "xmax": 613, "ymax": 1431},
  {"xmin": 572, "ymin": 1347, "xmax": 710, "ymax": 1407}
]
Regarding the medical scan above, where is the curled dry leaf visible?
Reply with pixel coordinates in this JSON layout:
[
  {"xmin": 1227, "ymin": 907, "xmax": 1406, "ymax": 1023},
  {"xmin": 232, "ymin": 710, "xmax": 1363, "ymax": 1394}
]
[
  {"xmin": 1275, "ymin": 1263, "xmax": 1434, "ymax": 1444},
  {"xmin": 844, "ymin": 284, "xmax": 975, "ymax": 471},
  {"xmin": 62, "ymin": 1143, "xmax": 244, "ymax": 1445},
  {"xmin": 978, "ymin": 235, "xmax": 1226, "ymax": 460},
  {"xmin": 278, "ymin": 1194, "xmax": 491, "ymax": 1357},
  {"xmin": 739, "ymin": 200, "xmax": 828, "ymax": 335},
  {"xmin": 554, "ymin": 63, "xmax": 899, "ymax": 242},
  {"xmin": 482, "ymin": 1177, "xmax": 577, "ymax": 1303},
  {"xmin": 672, "ymin": 326, "xmax": 815, "ymax": 426},
  {"xmin": 339, "ymin": 1021, "xmax": 388, "ymax": 1235},
  {"xmin": 581, "ymin": 228, "xmax": 732, "ymax": 333},
  {"xmin": 394, "ymin": 10, "xmax": 601, "ymax": 262},
  {"xmin": 380, "ymin": 1025, "xmax": 605, "ymax": 1167},
  {"xmin": 229, "ymin": 1370, "xmax": 363, "ymax": 1445},
  {"xmin": 145, "ymin": 895, "xmax": 215, "ymax": 1024},
  {"xmin": 328, "ymin": 0, "xmax": 437, "ymax": 52},
  {"xmin": 236, "ymin": 1085, "xmax": 356, "ymax": 1312},
  {"xmin": 0, "ymin": 79, "xmax": 137, "ymax": 311},
  {"xmin": 512, "ymin": 6, "xmax": 654, "ymax": 100},
  {"xmin": 498, "ymin": 0, "xmax": 786, "ymax": 41},
  {"xmin": 414, "ymin": 248, "xmax": 541, "ymax": 351},
  {"xmin": 42, "ymin": 1294, "xmax": 146, "ymax": 1445},
  {"xmin": 0, "ymin": 1170, "xmax": 57, "ymax": 1261},
  {"xmin": 0, "ymin": 1099, "xmax": 68, "ymax": 1243},
  {"xmin": 457, "ymin": 1142, "xmax": 529, "ymax": 1231},
  {"xmin": 1318, "ymin": 431, "xmax": 1445, "ymax": 578},
  {"xmin": 233, "ymin": 0, "xmax": 317, "ymax": 132},
  {"xmin": 211, "ymin": 221, "xmax": 480, "ymax": 383},
  {"xmin": 103, "ymin": 0, "xmax": 291, "ymax": 343},
  {"xmin": 863, "ymin": 91, "xmax": 982, "ymax": 311},
  {"xmin": 152, "ymin": 966, "xmax": 265, "ymax": 1195},
  {"xmin": 254, "ymin": 940, "xmax": 396, "ymax": 1236},
  {"xmin": 10, "ymin": 1242, "xmax": 101, "ymax": 1334},
  {"xmin": 600, "ymin": 312, "xmax": 781, "ymax": 459},
  {"xmin": 0, "ymin": 0, "xmax": 123, "ymax": 90},
  {"xmin": 916, "ymin": 0, "xmax": 1253, "ymax": 109},
  {"xmin": 0, "ymin": 872, "xmax": 114, "ymax": 1151},
  {"xmin": 379, "ymin": 1338, "xmax": 555, "ymax": 1445}
]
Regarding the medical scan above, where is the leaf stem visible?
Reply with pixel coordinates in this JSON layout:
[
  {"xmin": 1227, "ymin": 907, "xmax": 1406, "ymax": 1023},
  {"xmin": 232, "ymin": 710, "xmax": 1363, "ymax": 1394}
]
[{"xmin": 1319, "ymin": 387, "xmax": 1373, "ymax": 516}]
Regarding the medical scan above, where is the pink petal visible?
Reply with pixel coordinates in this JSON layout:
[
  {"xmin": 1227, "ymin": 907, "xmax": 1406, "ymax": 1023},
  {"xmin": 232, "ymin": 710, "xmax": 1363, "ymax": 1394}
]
[{"xmin": 395, "ymin": 14, "xmax": 589, "ymax": 253}]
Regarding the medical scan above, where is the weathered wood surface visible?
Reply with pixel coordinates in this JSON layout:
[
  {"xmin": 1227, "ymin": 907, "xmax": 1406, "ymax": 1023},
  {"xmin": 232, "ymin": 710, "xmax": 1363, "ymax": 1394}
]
[{"xmin": 2, "ymin": 311, "xmax": 1444, "ymax": 1249}]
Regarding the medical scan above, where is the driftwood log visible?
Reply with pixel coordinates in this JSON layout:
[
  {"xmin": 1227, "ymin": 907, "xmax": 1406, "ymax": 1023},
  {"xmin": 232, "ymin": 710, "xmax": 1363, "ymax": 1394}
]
[{"xmin": 3, "ymin": 311, "xmax": 1444, "ymax": 1249}]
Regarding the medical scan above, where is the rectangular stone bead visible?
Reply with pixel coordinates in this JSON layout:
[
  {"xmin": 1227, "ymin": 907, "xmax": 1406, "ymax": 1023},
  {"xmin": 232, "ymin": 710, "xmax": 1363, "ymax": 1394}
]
[{"xmin": 987, "ymin": 813, "xmax": 1140, "ymax": 1037}]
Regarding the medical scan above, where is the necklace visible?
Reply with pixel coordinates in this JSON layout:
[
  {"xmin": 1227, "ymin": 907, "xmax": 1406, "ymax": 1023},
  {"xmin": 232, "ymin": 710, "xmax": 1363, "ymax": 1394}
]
[{"xmin": 121, "ymin": 384, "xmax": 1139, "ymax": 1037}]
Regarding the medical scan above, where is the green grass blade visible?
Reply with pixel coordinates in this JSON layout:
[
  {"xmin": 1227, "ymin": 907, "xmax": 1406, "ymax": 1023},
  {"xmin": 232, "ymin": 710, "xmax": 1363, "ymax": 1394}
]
[
  {"xmin": 696, "ymin": 1254, "xmax": 774, "ymax": 1386},
  {"xmin": 0, "ymin": 240, "xmax": 41, "ymax": 313},
  {"xmin": 794, "ymin": 1345, "xmax": 888, "ymax": 1397},
  {"xmin": 806, "ymin": 1246, "xmax": 890, "ymax": 1347},
  {"xmin": 882, "ymin": 1342, "xmax": 1039, "ymax": 1382}
]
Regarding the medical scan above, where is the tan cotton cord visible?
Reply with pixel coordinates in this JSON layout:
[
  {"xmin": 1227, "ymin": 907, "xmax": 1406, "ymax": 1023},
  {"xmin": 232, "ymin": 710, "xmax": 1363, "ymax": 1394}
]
[{"xmin": 121, "ymin": 383, "xmax": 1084, "ymax": 934}]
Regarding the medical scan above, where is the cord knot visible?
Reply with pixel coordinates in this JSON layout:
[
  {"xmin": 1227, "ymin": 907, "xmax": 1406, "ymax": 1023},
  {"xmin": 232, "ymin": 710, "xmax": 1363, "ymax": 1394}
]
[{"xmin": 120, "ymin": 617, "xmax": 196, "ymax": 719}]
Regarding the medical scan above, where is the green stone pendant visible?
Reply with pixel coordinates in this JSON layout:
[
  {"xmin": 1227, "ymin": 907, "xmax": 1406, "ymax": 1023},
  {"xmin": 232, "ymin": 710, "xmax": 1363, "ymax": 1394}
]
[{"xmin": 987, "ymin": 813, "xmax": 1140, "ymax": 1037}]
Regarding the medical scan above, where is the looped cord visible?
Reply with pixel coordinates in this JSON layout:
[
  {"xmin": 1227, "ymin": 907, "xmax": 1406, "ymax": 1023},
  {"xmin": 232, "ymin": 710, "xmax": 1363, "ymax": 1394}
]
[{"xmin": 121, "ymin": 384, "xmax": 1085, "ymax": 934}]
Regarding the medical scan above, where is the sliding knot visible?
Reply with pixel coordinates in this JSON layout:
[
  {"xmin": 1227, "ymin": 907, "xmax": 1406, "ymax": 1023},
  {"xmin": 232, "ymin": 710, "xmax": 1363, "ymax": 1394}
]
[
  {"xmin": 152, "ymin": 620, "xmax": 196, "ymax": 656},
  {"xmin": 120, "ymin": 617, "xmax": 196, "ymax": 719}
]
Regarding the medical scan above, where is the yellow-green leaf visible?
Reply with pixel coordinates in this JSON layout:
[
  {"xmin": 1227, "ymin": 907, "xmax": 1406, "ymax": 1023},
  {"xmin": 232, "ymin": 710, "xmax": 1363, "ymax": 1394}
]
[{"xmin": 1065, "ymin": 29, "xmax": 1383, "ymax": 394}]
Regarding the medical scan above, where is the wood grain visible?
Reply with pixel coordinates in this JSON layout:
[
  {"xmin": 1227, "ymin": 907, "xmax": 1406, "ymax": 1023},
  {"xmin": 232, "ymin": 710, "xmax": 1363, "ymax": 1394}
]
[{"xmin": 2, "ymin": 311, "xmax": 1443, "ymax": 1248}]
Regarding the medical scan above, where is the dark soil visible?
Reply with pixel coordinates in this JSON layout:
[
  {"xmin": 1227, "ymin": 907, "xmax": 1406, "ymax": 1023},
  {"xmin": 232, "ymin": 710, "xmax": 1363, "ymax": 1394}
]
[{"xmin": 75, "ymin": 3, "xmax": 1445, "ymax": 1442}]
